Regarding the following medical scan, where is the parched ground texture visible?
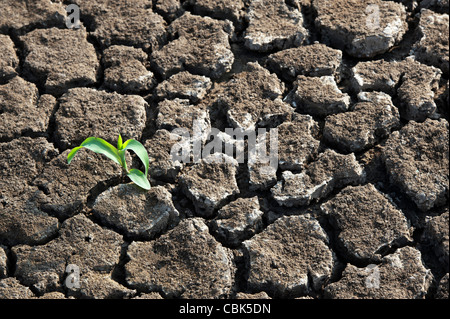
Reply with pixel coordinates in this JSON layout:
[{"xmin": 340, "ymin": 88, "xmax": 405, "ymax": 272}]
[{"xmin": 0, "ymin": 0, "xmax": 448, "ymax": 299}]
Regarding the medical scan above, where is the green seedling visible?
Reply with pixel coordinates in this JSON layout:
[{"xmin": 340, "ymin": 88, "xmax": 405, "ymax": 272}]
[{"xmin": 67, "ymin": 134, "xmax": 150, "ymax": 190}]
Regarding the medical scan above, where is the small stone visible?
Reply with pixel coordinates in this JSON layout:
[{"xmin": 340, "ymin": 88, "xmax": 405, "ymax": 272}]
[
  {"xmin": 243, "ymin": 215, "xmax": 336, "ymax": 297},
  {"xmin": 413, "ymin": 9, "xmax": 449, "ymax": 74},
  {"xmin": 244, "ymin": 0, "xmax": 308, "ymax": 52},
  {"xmin": 93, "ymin": 184, "xmax": 179, "ymax": 240},
  {"xmin": 314, "ymin": 0, "xmax": 408, "ymax": 58},
  {"xmin": 102, "ymin": 45, "xmax": 155, "ymax": 94},
  {"xmin": 0, "ymin": 35, "xmax": 19, "ymax": 80},
  {"xmin": 0, "ymin": 277, "xmax": 35, "ymax": 299},
  {"xmin": 38, "ymin": 292, "xmax": 67, "ymax": 299},
  {"xmin": 287, "ymin": 75, "xmax": 350, "ymax": 117},
  {"xmin": 210, "ymin": 196, "xmax": 264, "ymax": 246},
  {"xmin": 272, "ymin": 149, "xmax": 365, "ymax": 207},
  {"xmin": 321, "ymin": 184, "xmax": 412, "ymax": 262},
  {"xmin": 179, "ymin": 155, "xmax": 240, "ymax": 217},
  {"xmin": 267, "ymin": 44, "xmax": 343, "ymax": 81},
  {"xmin": 154, "ymin": 71, "xmax": 212, "ymax": 103},
  {"xmin": 324, "ymin": 246, "xmax": 433, "ymax": 299},
  {"xmin": 54, "ymin": 88, "xmax": 147, "ymax": 150},
  {"xmin": 323, "ymin": 91, "xmax": 401, "ymax": 153},
  {"xmin": 0, "ymin": 77, "xmax": 54, "ymax": 140},
  {"xmin": 151, "ymin": 12, "xmax": 234, "ymax": 79},
  {"xmin": 382, "ymin": 118, "xmax": 449, "ymax": 211},
  {"xmin": 125, "ymin": 218, "xmax": 235, "ymax": 298},
  {"xmin": 13, "ymin": 214, "xmax": 123, "ymax": 294},
  {"xmin": 20, "ymin": 27, "xmax": 99, "ymax": 95}
]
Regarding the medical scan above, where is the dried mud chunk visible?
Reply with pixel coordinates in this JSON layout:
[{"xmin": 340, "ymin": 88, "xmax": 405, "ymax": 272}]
[
  {"xmin": 436, "ymin": 273, "xmax": 449, "ymax": 299},
  {"xmin": 216, "ymin": 62, "xmax": 290, "ymax": 130},
  {"xmin": 179, "ymin": 156, "xmax": 240, "ymax": 217},
  {"xmin": 324, "ymin": 246, "xmax": 432, "ymax": 299},
  {"xmin": 0, "ymin": 35, "xmax": 19, "ymax": 80},
  {"xmin": 323, "ymin": 92, "xmax": 401, "ymax": 153},
  {"xmin": 33, "ymin": 150, "xmax": 121, "ymax": 219},
  {"xmin": 351, "ymin": 59, "xmax": 404, "ymax": 93},
  {"xmin": 102, "ymin": 45, "xmax": 155, "ymax": 94},
  {"xmin": 0, "ymin": 247, "xmax": 5, "ymax": 278},
  {"xmin": 0, "ymin": 278, "xmax": 35, "ymax": 299},
  {"xmin": 287, "ymin": 75, "xmax": 350, "ymax": 117},
  {"xmin": 244, "ymin": 0, "xmax": 308, "ymax": 52},
  {"xmin": 156, "ymin": 98, "xmax": 211, "ymax": 144},
  {"xmin": 0, "ymin": 138, "xmax": 58, "ymax": 245},
  {"xmin": 155, "ymin": 0, "xmax": 185, "ymax": 21},
  {"xmin": 397, "ymin": 61, "xmax": 442, "ymax": 121},
  {"xmin": 210, "ymin": 196, "xmax": 264, "ymax": 246},
  {"xmin": 420, "ymin": 0, "xmax": 449, "ymax": 13},
  {"xmin": 55, "ymin": 88, "xmax": 147, "ymax": 150},
  {"xmin": 0, "ymin": 137, "xmax": 58, "ymax": 197},
  {"xmin": 0, "ymin": 0, "xmax": 66, "ymax": 33},
  {"xmin": 235, "ymin": 291, "xmax": 271, "ymax": 299},
  {"xmin": 189, "ymin": 0, "xmax": 245, "ymax": 27},
  {"xmin": 351, "ymin": 58, "xmax": 442, "ymax": 120},
  {"xmin": 20, "ymin": 27, "xmax": 99, "ymax": 96},
  {"xmin": 272, "ymin": 149, "xmax": 365, "ymax": 207},
  {"xmin": 144, "ymin": 129, "xmax": 185, "ymax": 182},
  {"xmin": 68, "ymin": 272, "xmax": 136, "ymax": 299},
  {"xmin": 267, "ymin": 44, "xmax": 343, "ymax": 81},
  {"xmin": 0, "ymin": 187, "xmax": 59, "ymax": 246},
  {"xmin": 277, "ymin": 114, "xmax": 320, "ymax": 170},
  {"xmin": 0, "ymin": 77, "xmax": 56, "ymax": 140},
  {"xmin": 89, "ymin": 6, "xmax": 167, "ymax": 50},
  {"xmin": 413, "ymin": 9, "xmax": 449, "ymax": 74},
  {"xmin": 421, "ymin": 210, "xmax": 449, "ymax": 270},
  {"xmin": 13, "ymin": 214, "xmax": 123, "ymax": 294},
  {"xmin": 322, "ymin": 184, "xmax": 412, "ymax": 262},
  {"xmin": 154, "ymin": 71, "xmax": 212, "ymax": 103},
  {"xmin": 125, "ymin": 218, "xmax": 235, "ymax": 298},
  {"xmin": 243, "ymin": 215, "xmax": 335, "ymax": 297},
  {"xmin": 313, "ymin": 0, "xmax": 408, "ymax": 58},
  {"xmin": 248, "ymin": 162, "xmax": 278, "ymax": 191},
  {"xmin": 151, "ymin": 12, "xmax": 234, "ymax": 79},
  {"xmin": 382, "ymin": 119, "xmax": 449, "ymax": 211},
  {"xmin": 93, "ymin": 184, "xmax": 179, "ymax": 240}
]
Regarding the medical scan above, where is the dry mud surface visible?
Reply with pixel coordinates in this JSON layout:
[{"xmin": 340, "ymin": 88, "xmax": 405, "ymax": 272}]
[{"xmin": 0, "ymin": 0, "xmax": 448, "ymax": 299}]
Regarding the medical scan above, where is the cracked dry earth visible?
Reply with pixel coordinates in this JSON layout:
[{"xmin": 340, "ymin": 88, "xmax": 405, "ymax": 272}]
[{"xmin": 0, "ymin": 0, "xmax": 448, "ymax": 300}]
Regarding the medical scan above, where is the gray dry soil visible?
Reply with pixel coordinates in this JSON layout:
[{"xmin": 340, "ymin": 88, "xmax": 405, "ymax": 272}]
[{"xmin": 0, "ymin": 0, "xmax": 449, "ymax": 299}]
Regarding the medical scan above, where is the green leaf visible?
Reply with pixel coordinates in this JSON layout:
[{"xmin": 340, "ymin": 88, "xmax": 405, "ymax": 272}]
[
  {"xmin": 67, "ymin": 137, "xmax": 122, "ymax": 167},
  {"xmin": 127, "ymin": 169, "xmax": 151, "ymax": 190},
  {"xmin": 117, "ymin": 134, "xmax": 123, "ymax": 150},
  {"xmin": 122, "ymin": 139, "xmax": 149, "ymax": 177}
]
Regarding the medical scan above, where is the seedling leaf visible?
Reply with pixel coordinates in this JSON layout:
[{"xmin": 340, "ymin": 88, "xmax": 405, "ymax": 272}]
[
  {"xmin": 67, "ymin": 137, "xmax": 122, "ymax": 167},
  {"xmin": 122, "ymin": 139, "xmax": 149, "ymax": 177},
  {"xmin": 127, "ymin": 168, "xmax": 151, "ymax": 190}
]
